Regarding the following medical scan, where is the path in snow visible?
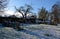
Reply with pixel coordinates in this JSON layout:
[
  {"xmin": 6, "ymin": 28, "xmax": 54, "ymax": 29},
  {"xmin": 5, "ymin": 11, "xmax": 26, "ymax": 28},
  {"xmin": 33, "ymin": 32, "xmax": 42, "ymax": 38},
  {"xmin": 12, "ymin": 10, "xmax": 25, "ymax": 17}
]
[
  {"xmin": 20, "ymin": 24, "xmax": 60, "ymax": 39},
  {"xmin": 20, "ymin": 29, "xmax": 60, "ymax": 39}
]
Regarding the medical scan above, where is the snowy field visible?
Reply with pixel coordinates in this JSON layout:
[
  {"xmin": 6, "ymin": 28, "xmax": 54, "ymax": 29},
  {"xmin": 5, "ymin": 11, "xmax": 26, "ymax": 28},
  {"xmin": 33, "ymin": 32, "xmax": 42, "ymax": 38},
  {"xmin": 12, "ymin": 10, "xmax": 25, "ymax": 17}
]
[{"xmin": 0, "ymin": 24, "xmax": 60, "ymax": 39}]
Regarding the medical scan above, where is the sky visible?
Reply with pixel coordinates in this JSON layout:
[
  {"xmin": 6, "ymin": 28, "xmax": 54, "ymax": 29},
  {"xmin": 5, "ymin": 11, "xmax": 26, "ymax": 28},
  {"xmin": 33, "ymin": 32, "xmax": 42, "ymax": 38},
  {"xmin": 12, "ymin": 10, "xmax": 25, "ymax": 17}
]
[
  {"xmin": 7, "ymin": 0, "xmax": 60, "ymax": 12},
  {"xmin": 2, "ymin": 0, "xmax": 60, "ymax": 16}
]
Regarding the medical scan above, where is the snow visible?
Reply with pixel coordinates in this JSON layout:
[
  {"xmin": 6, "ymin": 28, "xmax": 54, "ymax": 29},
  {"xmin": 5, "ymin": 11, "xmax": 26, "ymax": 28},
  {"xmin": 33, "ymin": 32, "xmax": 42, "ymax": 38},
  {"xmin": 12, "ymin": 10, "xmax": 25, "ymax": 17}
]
[
  {"xmin": 0, "ymin": 27, "xmax": 39, "ymax": 39},
  {"xmin": 0, "ymin": 24, "xmax": 60, "ymax": 39},
  {"xmin": 21, "ymin": 24, "xmax": 60, "ymax": 39}
]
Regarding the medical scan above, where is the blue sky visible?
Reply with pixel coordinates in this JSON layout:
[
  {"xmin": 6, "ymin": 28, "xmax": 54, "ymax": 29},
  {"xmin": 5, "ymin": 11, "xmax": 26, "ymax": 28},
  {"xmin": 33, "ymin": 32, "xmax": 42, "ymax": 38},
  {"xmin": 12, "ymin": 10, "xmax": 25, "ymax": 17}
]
[{"xmin": 7, "ymin": 0, "xmax": 60, "ymax": 13}]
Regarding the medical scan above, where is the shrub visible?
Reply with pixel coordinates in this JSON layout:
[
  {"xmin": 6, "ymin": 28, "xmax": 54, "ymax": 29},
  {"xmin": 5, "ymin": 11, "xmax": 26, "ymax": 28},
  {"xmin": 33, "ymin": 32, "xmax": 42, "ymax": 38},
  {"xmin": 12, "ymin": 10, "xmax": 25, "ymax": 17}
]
[
  {"xmin": 3, "ymin": 21, "xmax": 24, "ymax": 31},
  {"xmin": 44, "ymin": 34, "xmax": 52, "ymax": 37}
]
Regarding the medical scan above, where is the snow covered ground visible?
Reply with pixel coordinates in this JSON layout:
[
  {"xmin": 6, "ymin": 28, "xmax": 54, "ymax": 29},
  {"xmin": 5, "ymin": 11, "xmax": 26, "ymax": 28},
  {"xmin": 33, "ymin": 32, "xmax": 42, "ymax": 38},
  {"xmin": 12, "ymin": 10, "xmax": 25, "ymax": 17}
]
[{"xmin": 0, "ymin": 24, "xmax": 60, "ymax": 39}]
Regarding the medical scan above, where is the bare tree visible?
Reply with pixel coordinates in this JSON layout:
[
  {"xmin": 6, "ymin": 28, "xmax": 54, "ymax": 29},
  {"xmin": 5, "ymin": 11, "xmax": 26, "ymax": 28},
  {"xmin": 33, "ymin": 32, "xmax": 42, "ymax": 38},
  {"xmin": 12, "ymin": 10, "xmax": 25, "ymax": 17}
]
[
  {"xmin": 0, "ymin": 0, "xmax": 8, "ymax": 11},
  {"xmin": 15, "ymin": 5, "xmax": 33, "ymax": 18},
  {"xmin": 51, "ymin": 3, "xmax": 60, "ymax": 25},
  {"xmin": 15, "ymin": 5, "xmax": 33, "ymax": 22}
]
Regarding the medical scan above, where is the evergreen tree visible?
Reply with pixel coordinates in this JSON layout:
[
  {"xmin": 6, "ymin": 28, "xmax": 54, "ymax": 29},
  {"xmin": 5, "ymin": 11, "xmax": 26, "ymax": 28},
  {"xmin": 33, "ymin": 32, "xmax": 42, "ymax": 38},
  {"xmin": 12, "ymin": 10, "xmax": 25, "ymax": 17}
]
[{"xmin": 38, "ymin": 7, "xmax": 48, "ymax": 22}]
